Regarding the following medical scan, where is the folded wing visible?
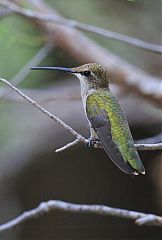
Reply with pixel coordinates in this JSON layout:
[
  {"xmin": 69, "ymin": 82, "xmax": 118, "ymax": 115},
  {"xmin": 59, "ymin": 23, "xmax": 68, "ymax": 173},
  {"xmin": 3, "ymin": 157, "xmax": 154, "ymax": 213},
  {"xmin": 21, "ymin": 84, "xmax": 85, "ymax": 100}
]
[{"xmin": 87, "ymin": 108, "xmax": 137, "ymax": 175}]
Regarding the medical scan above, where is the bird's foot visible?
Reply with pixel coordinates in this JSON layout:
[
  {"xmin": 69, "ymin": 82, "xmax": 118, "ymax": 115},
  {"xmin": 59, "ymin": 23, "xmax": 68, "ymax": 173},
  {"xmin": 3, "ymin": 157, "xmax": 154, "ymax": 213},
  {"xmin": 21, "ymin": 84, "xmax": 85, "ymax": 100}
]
[{"xmin": 85, "ymin": 138, "xmax": 101, "ymax": 148}]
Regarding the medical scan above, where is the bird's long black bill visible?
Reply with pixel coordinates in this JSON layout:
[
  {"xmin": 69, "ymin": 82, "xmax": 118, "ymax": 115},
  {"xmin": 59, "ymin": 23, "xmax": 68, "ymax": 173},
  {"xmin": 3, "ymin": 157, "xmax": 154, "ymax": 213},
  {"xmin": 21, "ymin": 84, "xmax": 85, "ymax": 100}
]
[{"xmin": 31, "ymin": 66, "xmax": 75, "ymax": 74}]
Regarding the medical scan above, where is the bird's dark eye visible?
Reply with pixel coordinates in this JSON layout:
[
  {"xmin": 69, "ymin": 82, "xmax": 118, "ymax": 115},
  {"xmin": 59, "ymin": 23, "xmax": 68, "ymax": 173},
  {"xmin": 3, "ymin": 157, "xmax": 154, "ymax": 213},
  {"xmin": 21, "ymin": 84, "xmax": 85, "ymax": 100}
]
[{"xmin": 80, "ymin": 71, "xmax": 91, "ymax": 77}]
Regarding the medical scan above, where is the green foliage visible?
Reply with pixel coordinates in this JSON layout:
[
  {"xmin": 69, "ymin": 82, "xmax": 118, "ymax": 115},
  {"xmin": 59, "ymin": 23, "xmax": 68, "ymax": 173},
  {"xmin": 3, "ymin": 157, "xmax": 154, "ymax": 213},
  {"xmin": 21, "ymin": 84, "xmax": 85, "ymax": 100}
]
[{"xmin": 0, "ymin": 15, "xmax": 42, "ymax": 80}]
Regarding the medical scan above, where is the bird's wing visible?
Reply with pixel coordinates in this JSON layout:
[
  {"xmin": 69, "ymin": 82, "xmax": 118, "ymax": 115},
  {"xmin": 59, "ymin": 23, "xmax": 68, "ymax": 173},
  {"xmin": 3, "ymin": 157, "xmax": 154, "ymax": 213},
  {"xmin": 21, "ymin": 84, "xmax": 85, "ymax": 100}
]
[{"xmin": 86, "ymin": 91, "xmax": 138, "ymax": 175}]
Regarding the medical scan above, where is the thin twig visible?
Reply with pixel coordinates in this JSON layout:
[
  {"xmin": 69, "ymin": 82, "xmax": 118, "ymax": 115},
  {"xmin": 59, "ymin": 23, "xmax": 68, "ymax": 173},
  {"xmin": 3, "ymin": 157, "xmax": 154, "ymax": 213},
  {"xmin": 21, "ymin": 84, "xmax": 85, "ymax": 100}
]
[
  {"xmin": 0, "ymin": 200, "xmax": 162, "ymax": 232},
  {"xmin": 0, "ymin": 0, "xmax": 161, "ymax": 54},
  {"xmin": 0, "ymin": 77, "xmax": 162, "ymax": 151},
  {"xmin": 0, "ymin": 42, "xmax": 54, "ymax": 98},
  {"xmin": 55, "ymin": 139, "xmax": 80, "ymax": 152},
  {"xmin": 0, "ymin": 77, "xmax": 87, "ymax": 144}
]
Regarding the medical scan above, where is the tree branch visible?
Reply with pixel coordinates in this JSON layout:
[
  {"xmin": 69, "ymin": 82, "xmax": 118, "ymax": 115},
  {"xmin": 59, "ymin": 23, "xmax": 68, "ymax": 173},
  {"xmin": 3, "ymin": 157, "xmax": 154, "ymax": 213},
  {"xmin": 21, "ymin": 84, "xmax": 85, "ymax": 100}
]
[
  {"xmin": 0, "ymin": 200, "xmax": 162, "ymax": 232},
  {"xmin": 55, "ymin": 139, "xmax": 80, "ymax": 152},
  {"xmin": 135, "ymin": 143, "xmax": 162, "ymax": 151},
  {"xmin": 93, "ymin": 142, "xmax": 162, "ymax": 151},
  {"xmin": 0, "ymin": 77, "xmax": 162, "ymax": 151},
  {"xmin": 0, "ymin": 0, "xmax": 161, "ymax": 54}
]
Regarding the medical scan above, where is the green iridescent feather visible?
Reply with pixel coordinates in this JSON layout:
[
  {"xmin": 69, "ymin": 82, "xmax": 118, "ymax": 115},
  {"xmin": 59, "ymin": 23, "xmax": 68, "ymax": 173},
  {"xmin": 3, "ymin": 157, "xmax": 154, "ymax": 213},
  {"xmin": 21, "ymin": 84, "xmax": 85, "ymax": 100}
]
[{"xmin": 86, "ymin": 89, "xmax": 145, "ymax": 174}]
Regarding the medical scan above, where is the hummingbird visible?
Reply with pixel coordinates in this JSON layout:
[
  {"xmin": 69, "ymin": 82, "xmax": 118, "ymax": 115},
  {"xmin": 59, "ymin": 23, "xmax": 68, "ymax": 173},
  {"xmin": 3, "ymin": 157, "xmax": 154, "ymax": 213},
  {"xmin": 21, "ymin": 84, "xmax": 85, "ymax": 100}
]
[{"xmin": 31, "ymin": 63, "xmax": 145, "ymax": 176}]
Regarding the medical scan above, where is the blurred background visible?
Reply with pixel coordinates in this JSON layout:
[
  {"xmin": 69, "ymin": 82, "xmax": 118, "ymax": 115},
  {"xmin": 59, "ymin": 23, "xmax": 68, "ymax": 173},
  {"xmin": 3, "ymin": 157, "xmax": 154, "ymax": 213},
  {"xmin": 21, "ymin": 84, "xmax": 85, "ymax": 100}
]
[{"xmin": 0, "ymin": 0, "xmax": 162, "ymax": 239}]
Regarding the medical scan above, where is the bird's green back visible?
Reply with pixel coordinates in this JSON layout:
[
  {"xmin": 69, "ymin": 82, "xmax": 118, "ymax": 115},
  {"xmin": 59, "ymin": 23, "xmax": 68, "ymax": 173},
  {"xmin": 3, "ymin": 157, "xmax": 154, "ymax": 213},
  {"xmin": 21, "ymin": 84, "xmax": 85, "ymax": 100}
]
[{"xmin": 86, "ymin": 89, "xmax": 145, "ymax": 172}]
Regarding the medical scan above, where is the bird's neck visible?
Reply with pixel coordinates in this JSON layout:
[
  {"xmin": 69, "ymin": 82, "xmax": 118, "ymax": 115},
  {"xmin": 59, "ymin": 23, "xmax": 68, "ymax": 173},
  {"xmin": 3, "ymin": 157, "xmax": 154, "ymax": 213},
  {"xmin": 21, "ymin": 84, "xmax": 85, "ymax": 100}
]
[
  {"xmin": 81, "ymin": 82, "xmax": 94, "ymax": 97},
  {"xmin": 77, "ymin": 77, "xmax": 94, "ymax": 114},
  {"xmin": 76, "ymin": 74, "xmax": 95, "ymax": 95}
]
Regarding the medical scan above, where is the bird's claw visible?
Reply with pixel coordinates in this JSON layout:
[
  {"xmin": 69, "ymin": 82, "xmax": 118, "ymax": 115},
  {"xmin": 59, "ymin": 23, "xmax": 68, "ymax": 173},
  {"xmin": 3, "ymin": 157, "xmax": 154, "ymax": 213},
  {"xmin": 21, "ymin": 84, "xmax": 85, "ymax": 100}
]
[{"xmin": 85, "ymin": 138, "xmax": 100, "ymax": 148}]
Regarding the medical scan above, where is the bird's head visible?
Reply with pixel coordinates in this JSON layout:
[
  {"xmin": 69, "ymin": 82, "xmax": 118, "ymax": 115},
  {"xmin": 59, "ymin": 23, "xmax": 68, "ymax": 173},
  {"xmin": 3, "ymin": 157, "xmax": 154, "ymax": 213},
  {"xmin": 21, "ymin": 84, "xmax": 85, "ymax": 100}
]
[{"xmin": 31, "ymin": 63, "xmax": 109, "ymax": 90}]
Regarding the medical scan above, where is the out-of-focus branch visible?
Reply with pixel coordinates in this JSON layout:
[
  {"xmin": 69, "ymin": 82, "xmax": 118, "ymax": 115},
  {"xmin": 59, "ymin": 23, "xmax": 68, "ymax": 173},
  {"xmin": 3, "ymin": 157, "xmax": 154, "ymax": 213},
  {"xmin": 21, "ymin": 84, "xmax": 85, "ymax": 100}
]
[
  {"xmin": 73, "ymin": 22, "xmax": 162, "ymax": 54},
  {"xmin": 1, "ymin": 87, "xmax": 81, "ymax": 103},
  {"xmin": 0, "ymin": 84, "xmax": 121, "ymax": 104},
  {"xmin": 0, "ymin": 200, "xmax": 162, "ymax": 232},
  {"xmin": 0, "ymin": 42, "xmax": 54, "ymax": 98},
  {"xmin": 0, "ymin": 0, "xmax": 161, "ymax": 54},
  {"xmin": 0, "ymin": 6, "xmax": 12, "ymax": 17},
  {"xmin": 3, "ymin": 0, "xmax": 162, "ymax": 108},
  {"xmin": 0, "ymin": 77, "xmax": 162, "ymax": 151}
]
